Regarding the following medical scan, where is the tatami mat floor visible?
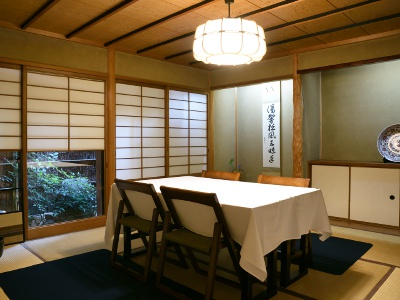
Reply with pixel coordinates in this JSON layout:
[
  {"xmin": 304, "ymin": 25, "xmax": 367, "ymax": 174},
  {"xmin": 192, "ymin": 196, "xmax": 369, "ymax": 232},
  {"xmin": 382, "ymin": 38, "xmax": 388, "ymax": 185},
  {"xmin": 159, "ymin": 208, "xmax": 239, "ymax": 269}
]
[{"xmin": 1, "ymin": 225, "xmax": 399, "ymax": 299}]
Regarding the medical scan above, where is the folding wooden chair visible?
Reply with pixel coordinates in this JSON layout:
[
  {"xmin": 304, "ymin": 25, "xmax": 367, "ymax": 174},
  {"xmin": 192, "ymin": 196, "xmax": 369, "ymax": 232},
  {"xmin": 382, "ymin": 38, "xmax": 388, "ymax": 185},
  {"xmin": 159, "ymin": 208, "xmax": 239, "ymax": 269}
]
[
  {"xmin": 156, "ymin": 186, "xmax": 245, "ymax": 300},
  {"xmin": 201, "ymin": 170, "xmax": 240, "ymax": 181},
  {"xmin": 111, "ymin": 179, "xmax": 186, "ymax": 282},
  {"xmin": 257, "ymin": 174, "xmax": 312, "ymax": 287}
]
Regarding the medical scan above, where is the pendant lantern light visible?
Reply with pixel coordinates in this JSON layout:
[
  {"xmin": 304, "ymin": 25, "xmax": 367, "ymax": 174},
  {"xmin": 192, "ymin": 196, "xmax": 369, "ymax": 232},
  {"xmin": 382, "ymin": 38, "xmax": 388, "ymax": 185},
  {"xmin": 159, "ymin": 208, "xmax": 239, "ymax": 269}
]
[{"xmin": 193, "ymin": 0, "xmax": 267, "ymax": 66}]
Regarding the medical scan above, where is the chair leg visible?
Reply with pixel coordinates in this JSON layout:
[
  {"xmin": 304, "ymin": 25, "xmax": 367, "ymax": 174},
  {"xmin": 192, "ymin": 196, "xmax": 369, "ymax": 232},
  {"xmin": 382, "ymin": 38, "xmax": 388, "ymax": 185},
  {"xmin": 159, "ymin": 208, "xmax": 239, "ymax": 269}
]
[
  {"xmin": 185, "ymin": 247, "xmax": 206, "ymax": 275},
  {"xmin": 204, "ymin": 223, "xmax": 222, "ymax": 300},
  {"xmin": 156, "ymin": 212, "xmax": 172, "ymax": 288},
  {"xmin": 143, "ymin": 208, "xmax": 159, "ymax": 282},
  {"xmin": 123, "ymin": 225, "xmax": 132, "ymax": 257},
  {"xmin": 156, "ymin": 213, "xmax": 192, "ymax": 299},
  {"xmin": 169, "ymin": 244, "xmax": 189, "ymax": 269},
  {"xmin": 111, "ymin": 200, "xmax": 124, "ymax": 263},
  {"xmin": 140, "ymin": 233, "xmax": 149, "ymax": 249}
]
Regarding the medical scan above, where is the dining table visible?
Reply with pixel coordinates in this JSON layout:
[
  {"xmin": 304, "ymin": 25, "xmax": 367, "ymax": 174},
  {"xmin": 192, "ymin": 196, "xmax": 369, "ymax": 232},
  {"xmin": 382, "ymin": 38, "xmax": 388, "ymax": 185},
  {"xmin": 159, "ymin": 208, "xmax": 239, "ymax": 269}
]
[{"xmin": 104, "ymin": 176, "xmax": 332, "ymax": 283}]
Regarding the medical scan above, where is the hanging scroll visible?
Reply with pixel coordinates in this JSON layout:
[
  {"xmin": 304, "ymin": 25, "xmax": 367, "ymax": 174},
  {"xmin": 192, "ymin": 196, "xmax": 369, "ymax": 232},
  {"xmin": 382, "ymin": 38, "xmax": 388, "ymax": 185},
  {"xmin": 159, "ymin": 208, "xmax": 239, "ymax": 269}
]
[
  {"xmin": 261, "ymin": 80, "xmax": 281, "ymax": 168},
  {"xmin": 263, "ymin": 102, "xmax": 280, "ymax": 167}
]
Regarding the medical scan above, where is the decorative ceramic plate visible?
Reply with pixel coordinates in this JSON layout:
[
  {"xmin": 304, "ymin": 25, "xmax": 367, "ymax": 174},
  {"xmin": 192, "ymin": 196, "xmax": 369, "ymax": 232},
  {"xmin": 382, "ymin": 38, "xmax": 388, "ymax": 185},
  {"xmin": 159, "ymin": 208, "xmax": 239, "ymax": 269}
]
[{"xmin": 377, "ymin": 124, "xmax": 400, "ymax": 162}]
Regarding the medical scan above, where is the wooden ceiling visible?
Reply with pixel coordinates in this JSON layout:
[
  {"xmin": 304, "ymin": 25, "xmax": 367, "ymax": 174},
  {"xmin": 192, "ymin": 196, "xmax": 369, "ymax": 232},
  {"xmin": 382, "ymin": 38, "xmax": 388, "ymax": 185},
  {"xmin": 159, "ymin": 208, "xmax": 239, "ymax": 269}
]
[{"xmin": 0, "ymin": 0, "xmax": 399, "ymax": 71}]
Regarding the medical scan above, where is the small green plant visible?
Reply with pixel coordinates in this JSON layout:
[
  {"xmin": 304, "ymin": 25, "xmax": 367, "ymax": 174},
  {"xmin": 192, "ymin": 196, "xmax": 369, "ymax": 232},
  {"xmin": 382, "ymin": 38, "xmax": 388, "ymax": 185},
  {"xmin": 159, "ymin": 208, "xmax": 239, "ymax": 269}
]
[{"xmin": 229, "ymin": 158, "xmax": 246, "ymax": 181}]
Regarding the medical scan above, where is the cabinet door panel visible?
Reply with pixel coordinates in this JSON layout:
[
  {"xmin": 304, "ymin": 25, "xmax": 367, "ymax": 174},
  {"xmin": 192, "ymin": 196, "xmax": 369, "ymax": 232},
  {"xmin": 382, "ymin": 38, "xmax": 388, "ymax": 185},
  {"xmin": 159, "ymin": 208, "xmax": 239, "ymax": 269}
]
[
  {"xmin": 312, "ymin": 165, "xmax": 349, "ymax": 218},
  {"xmin": 350, "ymin": 167, "xmax": 399, "ymax": 226},
  {"xmin": 0, "ymin": 212, "xmax": 23, "ymax": 245}
]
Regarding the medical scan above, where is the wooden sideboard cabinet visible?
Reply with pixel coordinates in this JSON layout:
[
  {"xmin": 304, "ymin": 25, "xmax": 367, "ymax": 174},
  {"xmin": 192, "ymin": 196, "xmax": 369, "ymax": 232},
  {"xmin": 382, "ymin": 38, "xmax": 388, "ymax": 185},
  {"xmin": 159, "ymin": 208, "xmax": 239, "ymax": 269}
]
[{"xmin": 309, "ymin": 160, "xmax": 400, "ymax": 228}]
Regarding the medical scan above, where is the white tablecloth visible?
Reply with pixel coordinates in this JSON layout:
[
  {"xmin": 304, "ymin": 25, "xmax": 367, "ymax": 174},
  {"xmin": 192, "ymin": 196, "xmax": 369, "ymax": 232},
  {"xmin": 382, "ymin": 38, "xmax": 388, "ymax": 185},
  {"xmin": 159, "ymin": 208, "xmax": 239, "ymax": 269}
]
[{"xmin": 105, "ymin": 176, "xmax": 332, "ymax": 282}]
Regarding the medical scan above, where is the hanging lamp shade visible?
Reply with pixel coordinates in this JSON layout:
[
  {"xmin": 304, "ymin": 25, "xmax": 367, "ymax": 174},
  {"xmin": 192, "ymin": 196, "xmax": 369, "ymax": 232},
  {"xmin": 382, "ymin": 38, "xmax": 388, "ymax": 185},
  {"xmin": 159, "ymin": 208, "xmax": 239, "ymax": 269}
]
[{"xmin": 193, "ymin": 17, "xmax": 267, "ymax": 66}]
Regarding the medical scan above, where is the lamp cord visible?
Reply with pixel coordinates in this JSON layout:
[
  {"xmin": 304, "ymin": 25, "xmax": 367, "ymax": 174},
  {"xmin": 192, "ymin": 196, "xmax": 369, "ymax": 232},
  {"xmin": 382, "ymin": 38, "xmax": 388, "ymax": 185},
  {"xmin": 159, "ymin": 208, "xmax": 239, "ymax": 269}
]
[{"xmin": 225, "ymin": 0, "xmax": 234, "ymax": 18}]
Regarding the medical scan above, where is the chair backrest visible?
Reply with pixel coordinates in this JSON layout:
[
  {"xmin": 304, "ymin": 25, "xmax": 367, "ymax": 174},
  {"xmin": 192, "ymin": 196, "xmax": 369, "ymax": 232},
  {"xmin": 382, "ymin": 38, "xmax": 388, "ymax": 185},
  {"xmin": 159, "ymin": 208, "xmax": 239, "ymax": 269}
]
[
  {"xmin": 257, "ymin": 175, "xmax": 310, "ymax": 187},
  {"xmin": 201, "ymin": 170, "xmax": 240, "ymax": 181},
  {"xmin": 114, "ymin": 179, "xmax": 165, "ymax": 221},
  {"xmin": 160, "ymin": 186, "xmax": 232, "ymax": 239}
]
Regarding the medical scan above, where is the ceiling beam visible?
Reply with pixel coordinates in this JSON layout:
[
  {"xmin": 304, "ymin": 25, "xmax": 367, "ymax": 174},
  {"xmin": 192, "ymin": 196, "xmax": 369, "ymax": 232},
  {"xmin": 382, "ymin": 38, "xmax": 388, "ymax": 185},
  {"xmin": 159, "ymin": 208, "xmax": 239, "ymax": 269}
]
[
  {"xmin": 66, "ymin": 0, "xmax": 140, "ymax": 39},
  {"xmin": 104, "ymin": 0, "xmax": 216, "ymax": 47},
  {"xmin": 20, "ymin": 0, "xmax": 62, "ymax": 30}
]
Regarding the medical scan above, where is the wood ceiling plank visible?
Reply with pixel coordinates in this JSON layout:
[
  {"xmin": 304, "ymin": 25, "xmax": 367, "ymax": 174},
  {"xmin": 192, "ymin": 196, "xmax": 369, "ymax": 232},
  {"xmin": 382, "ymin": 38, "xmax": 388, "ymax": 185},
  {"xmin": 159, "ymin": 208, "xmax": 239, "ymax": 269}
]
[
  {"xmin": 343, "ymin": 0, "xmax": 400, "ymax": 23},
  {"xmin": 30, "ymin": 0, "xmax": 116, "ymax": 35},
  {"xmin": 66, "ymin": 0, "xmax": 141, "ymax": 38},
  {"xmin": 274, "ymin": 36, "xmax": 325, "ymax": 50},
  {"xmin": 316, "ymin": 27, "xmax": 369, "ymax": 43},
  {"xmin": 266, "ymin": 26, "xmax": 309, "ymax": 43},
  {"xmin": 361, "ymin": 17, "xmax": 400, "ymax": 35},
  {"xmin": 161, "ymin": 0, "xmax": 204, "ymax": 8},
  {"xmin": 245, "ymin": 0, "xmax": 289, "ymax": 8},
  {"xmin": 120, "ymin": 31, "xmax": 194, "ymax": 55},
  {"xmin": 192, "ymin": 0, "xmax": 259, "ymax": 19},
  {"xmin": 246, "ymin": 11, "xmax": 288, "ymax": 29},
  {"xmin": 104, "ymin": 0, "xmax": 215, "ymax": 46},
  {"xmin": 294, "ymin": 13, "xmax": 359, "ymax": 33},
  {"xmin": 134, "ymin": 0, "xmax": 295, "ymax": 55},
  {"xmin": 21, "ymin": 0, "xmax": 63, "ymax": 29},
  {"xmin": 77, "ymin": 12, "xmax": 145, "ymax": 42},
  {"xmin": 0, "ymin": 0, "xmax": 48, "ymax": 26},
  {"xmin": 155, "ymin": 12, "xmax": 210, "ymax": 33},
  {"xmin": 263, "ymin": 44, "xmax": 292, "ymax": 57},
  {"xmin": 267, "ymin": 0, "xmax": 336, "ymax": 22},
  {"xmin": 327, "ymin": 0, "xmax": 376, "ymax": 8},
  {"xmin": 113, "ymin": 27, "xmax": 184, "ymax": 51}
]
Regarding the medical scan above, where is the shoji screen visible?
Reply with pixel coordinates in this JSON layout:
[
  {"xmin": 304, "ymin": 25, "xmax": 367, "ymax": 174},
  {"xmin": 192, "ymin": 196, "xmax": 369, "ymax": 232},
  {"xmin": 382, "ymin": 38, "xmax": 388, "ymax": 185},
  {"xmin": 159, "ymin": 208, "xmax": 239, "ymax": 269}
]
[
  {"xmin": 0, "ymin": 66, "xmax": 23, "ymax": 245},
  {"xmin": 169, "ymin": 90, "xmax": 207, "ymax": 176},
  {"xmin": 69, "ymin": 78, "xmax": 105, "ymax": 150},
  {"xmin": 0, "ymin": 67, "xmax": 21, "ymax": 150},
  {"xmin": 116, "ymin": 83, "xmax": 165, "ymax": 179},
  {"xmin": 27, "ymin": 72, "xmax": 104, "ymax": 151}
]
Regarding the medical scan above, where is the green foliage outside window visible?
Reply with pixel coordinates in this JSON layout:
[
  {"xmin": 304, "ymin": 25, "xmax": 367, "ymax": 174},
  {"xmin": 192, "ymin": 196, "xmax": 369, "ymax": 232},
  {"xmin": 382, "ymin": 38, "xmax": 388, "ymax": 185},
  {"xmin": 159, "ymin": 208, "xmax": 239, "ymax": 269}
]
[{"xmin": 1, "ymin": 151, "xmax": 98, "ymax": 227}]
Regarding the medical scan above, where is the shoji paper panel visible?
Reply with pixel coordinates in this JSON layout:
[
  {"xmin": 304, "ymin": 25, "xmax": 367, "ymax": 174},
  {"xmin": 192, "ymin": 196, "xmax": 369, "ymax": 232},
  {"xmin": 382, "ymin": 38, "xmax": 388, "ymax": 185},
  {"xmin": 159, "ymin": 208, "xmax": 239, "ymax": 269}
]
[
  {"xmin": 115, "ymin": 83, "xmax": 165, "ymax": 180},
  {"xmin": 0, "ymin": 67, "xmax": 21, "ymax": 149},
  {"xmin": 116, "ymin": 83, "xmax": 142, "ymax": 179},
  {"xmin": 27, "ymin": 72, "xmax": 105, "ymax": 151},
  {"xmin": 69, "ymin": 78, "xmax": 105, "ymax": 150},
  {"xmin": 169, "ymin": 90, "xmax": 207, "ymax": 176},
  {"xmin": 69, "ymin": 78, "xmax": 104, "ymax": 150},
  {"xmin": 189, "ymin": 92, "xmax": 207, "ymax": 173},
  {"xmin": 142, "ymin": 87, "xmax": 165, "ymax": 178},
  {"xmin": 27, "ymin": 72, "xmax": 68, "ymax": 150}
]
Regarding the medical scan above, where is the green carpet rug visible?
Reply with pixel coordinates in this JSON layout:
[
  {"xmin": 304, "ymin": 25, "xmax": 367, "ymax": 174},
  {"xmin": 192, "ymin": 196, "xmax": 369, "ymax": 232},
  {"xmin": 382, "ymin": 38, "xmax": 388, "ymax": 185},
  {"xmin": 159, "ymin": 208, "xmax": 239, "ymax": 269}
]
[
  {"xmin": 307, "ymin": 233, "xmax": 373, "ymax": 275},
  {"xmin": 0, "ymin": 249, "xmax": 176, "ymax": 300},
  {"xmin": 0, "ymin": 235, "xmax": 373, "ymax": 299}
]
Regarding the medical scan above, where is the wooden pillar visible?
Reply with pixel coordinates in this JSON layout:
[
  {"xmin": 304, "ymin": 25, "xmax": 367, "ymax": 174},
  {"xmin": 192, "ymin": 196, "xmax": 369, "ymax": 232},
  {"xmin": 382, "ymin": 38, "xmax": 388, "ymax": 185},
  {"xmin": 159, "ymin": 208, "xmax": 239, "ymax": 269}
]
[
  {"xmin": 105, "ymin": 48, "xmax": 116, "ymax": 211},
  {"xmin": 292, "ymin": 54, "xmax": 303, "ymax": 178}
]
